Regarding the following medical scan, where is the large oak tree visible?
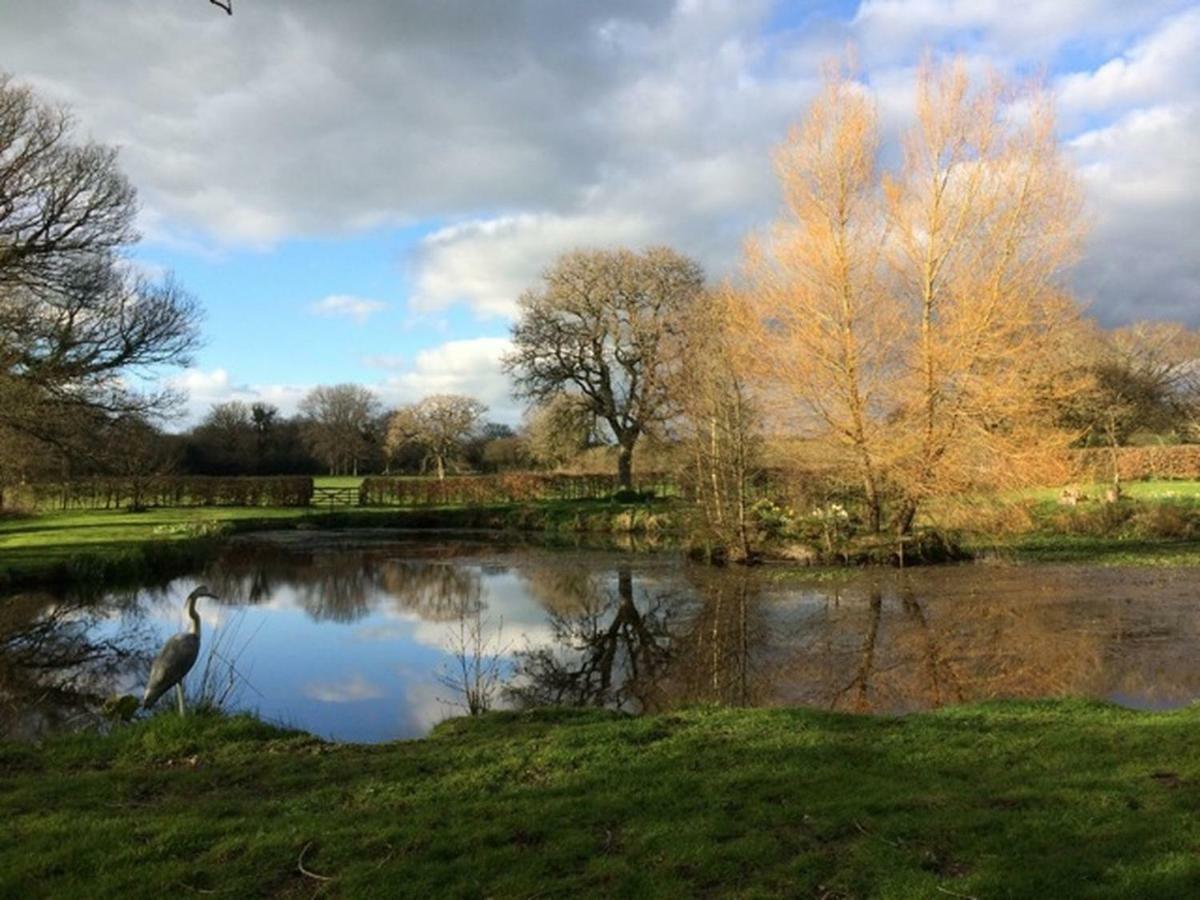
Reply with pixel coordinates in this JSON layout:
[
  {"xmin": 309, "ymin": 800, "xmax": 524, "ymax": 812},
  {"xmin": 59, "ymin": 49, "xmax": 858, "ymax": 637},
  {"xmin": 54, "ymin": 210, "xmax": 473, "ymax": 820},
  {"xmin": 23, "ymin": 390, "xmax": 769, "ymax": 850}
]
[{"xmin": 505, "ymin": 247, "xmax": 703, "ymax": 489}]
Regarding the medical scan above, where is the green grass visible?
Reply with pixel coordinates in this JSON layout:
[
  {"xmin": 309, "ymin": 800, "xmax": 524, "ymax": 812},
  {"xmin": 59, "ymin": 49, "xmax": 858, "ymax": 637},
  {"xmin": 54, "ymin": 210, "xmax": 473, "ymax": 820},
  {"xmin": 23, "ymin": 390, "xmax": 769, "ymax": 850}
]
[
  {"xmin": 0, "ymin": 500, "xmax": 680, "ymax": 588},
  {"xmin": 313, "ymin": 475, "xmax": 364, "ymax": 489},
  {"xmin": 1018, "ymin": 479, "xmax": 1200, "ymax": 505},
  {"xmin": 3, "ymin": 701, "xmax": 1199, "ymax": 898},
  {"xmin": 5, "ymin": 477, "xmax": 1200, "ymax": 590},
  {"xmin": 985, "ymin": 533, "xmax": 1200, "ymax": 566}
]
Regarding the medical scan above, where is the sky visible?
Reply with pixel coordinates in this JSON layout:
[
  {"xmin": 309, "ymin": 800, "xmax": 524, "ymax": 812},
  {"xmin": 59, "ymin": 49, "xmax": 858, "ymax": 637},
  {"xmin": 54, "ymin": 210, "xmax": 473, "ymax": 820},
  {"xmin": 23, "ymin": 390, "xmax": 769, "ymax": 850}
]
[{"xmin": 1, "ymin": 0, "xmax": 1196, "ymax": 427}]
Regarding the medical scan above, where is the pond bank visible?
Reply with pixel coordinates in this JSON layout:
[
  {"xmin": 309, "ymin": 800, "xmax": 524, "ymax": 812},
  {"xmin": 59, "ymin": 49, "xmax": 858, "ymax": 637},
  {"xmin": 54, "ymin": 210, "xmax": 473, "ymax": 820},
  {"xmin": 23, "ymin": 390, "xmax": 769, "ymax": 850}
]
[
  {"xmin": 3, "ymin": 700, "xmax": 1198, "ymax": 897},
  {"xmin": 0, "ymin": 500, "xmax": 680, "ymax": 590},
  {"xmin": 5, "ymin": 497, "xmax": 1200, "ymax": 592}
]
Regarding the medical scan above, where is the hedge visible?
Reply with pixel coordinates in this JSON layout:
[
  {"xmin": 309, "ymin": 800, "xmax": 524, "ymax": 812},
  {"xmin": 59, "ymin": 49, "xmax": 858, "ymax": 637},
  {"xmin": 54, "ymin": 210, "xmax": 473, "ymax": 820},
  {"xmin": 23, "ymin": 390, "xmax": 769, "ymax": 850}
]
[
  {"xmin": 1072, "ymin": 446, "xmax": 1200, "ymax": 482},
  {"xmin": 20, "ymin": 476, "xmax": 314, "ymax": 510},
  {"xmin": 358, "ymin": 472, "xmax": 679, "ymax": 506}
]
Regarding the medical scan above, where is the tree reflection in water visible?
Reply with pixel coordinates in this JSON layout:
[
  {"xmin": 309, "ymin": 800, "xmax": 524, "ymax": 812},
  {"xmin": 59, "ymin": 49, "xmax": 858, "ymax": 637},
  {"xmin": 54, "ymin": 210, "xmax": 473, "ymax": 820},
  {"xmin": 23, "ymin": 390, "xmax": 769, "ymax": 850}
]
[
  {"xmin": 7, "ymin": 545, "xmax": 1200, "ymax": 741},
  {"xmin": 0, "ymin": 590, "xmax": 155, "ymax": 739},
  {"xmin": 505, "ymin": 563, "xmax": 1200, "ymax": 717},
  {"xmin": 202, "ymin": 543, "xmax": 485, "ymax": 623},
  {"xmin": 508, "ymin": 568, "xmax": 675, "ymax": 710}
]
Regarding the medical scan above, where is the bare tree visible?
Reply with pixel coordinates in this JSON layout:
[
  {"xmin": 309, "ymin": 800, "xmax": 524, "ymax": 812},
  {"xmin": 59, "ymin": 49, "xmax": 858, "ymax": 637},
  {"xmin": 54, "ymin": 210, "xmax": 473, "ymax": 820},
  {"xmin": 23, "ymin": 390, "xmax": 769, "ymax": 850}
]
[
  {"xmin": 672, "ymin": 288, "xmax": 763, "ymax": 561},
  {"xmin": 735, "ymin": 59, "xmax": 1086, "ymax": 533},
  {"xmin": 436, "ymin": 600, "xmax": 507, "ymax": 717},
  {"xmin": 1064, "ymin": 322, "xmax": 1200, "ymax": 492},
  {"xmin": 0, "ymin": 74, "xmax": 201, "ymax": 477},
  {"xmin": 736, "ymin": 65, "xmax": 896, "ymax": 532},
  {"xmin": 884, "ymin": 59, "xmax": 1085, "ymax": 531},
  {"xmin": 386, "ymin": 394, "xmax": 487, "ymax": 480},
  {"xmin": 505, "ymin": 247, "xmax": 704, "ymax": 489},
  {"xmin": 299, "ymin": 384, "xmax": 381, "ymax": 476},
  {"xmin": 523, "ymin": 393, "xmax": 597, "ymax": 469}
]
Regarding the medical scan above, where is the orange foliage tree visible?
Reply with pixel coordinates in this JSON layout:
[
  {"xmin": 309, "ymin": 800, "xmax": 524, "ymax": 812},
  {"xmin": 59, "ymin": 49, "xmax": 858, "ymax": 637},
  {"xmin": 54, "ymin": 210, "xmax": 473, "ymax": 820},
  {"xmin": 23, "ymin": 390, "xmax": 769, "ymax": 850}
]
[{"xmin": 735, "ymin": 58, "xmax": 1087, "ymax": 533}]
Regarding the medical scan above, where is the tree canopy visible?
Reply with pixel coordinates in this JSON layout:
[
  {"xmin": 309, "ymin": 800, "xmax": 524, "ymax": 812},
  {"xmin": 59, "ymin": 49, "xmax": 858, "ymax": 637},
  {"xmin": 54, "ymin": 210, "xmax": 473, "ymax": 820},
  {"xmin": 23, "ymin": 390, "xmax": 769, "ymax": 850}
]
[
  {"xmin": 505, "ymin": 246, "xmax": 703, "ymax": 488},
  {"xmin": 0, "ymin": 72, "xmax": 201, "ymax": 474}
]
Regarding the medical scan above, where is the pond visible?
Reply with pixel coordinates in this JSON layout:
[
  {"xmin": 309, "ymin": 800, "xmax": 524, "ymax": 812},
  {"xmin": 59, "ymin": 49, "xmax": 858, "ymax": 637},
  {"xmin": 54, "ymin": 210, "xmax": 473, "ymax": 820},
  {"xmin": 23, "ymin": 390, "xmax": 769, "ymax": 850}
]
[{"xmin": 4, "ymin": 531, "xmax": 1200, "ymax": 741}]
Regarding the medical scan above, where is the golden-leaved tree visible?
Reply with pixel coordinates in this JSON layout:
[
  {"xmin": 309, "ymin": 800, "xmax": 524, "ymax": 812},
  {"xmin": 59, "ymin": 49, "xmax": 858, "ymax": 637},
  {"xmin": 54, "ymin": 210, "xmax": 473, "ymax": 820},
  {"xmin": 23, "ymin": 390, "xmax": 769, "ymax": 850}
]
[
  {"xmin": 671, "ymin": 287, "xmax": 763, "ymax": 561},
  {"xmin": 737, "ymin": 58, "xmax": 1087, "ymax": 533},
  {"xmin": 735, "ymin": 65, "xmax": 898, "ymax": 533}
]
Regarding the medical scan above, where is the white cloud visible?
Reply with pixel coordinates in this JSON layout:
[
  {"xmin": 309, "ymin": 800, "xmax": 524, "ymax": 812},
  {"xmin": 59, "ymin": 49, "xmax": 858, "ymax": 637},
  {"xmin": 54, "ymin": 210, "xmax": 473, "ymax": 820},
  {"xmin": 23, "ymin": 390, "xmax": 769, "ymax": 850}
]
[
  {"xmin": 380, "ymin": 337, "xmax": 517, "ymax": 420},
  {"xmin": 1068, "ymin": 102, "xmax": 1200, "ymax": 322},
  {"xmin": 303, "ymin": 673, "xmax": 385, "ymax": 703},
  {"xmin": 412, "ymin": 213, "xmax": 657, "ymax": 318},
  {"xmin": 852, "ymin": 0, "xmax": 1184, "ymax": 63},
  {"xmin": 361, "ymin": 353, "xmax": 406, "ymax": 370},
  {"xmin": 0, "ymin": 0, "xmax": 1194, "ymax": 327},
  {"xmin": 1057, "ymin": 7, "xmax": 1200, "ymax": 115},
  {"xmin": 167, "ymin": 367, "xmax": 311, "ymax": 423},
  {"xmin": 309, "ymin": 294, "xmax": 388, "ymax": 324},
  {"xmin": 170, "ymin": 336, "xmax": 519, "ymax": 427}
]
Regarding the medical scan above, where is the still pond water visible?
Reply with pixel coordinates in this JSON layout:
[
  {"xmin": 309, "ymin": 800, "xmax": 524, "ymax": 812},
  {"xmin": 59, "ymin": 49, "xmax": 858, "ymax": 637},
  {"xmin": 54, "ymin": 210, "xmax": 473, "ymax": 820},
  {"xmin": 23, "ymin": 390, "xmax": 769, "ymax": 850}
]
[{"xmin": 4, "ymin": 531, "xmax": 1200, "ymax": 742}]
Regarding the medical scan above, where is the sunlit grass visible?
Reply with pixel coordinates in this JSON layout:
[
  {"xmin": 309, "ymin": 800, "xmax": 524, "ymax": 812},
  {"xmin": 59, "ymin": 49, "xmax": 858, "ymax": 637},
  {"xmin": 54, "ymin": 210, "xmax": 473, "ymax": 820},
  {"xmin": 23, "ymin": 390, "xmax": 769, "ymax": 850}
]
[
  {"xmin": 312, "ymin": 475, "xmax": 364, "ymax": 489},
  {"xmin": 0, "ymin": 499, "xmax": 679, "ymax": 587}
]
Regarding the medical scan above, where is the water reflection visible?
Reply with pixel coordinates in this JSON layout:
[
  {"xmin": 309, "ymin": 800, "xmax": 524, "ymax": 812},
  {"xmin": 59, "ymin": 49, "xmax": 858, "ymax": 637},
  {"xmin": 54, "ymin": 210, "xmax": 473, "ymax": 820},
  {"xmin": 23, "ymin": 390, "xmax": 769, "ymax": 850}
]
[
  {"xmin": 508, "ymin": 568, "xmax": 674, "ymax": 710},
  {"xmin": 0, "ymin": 590, "xmax": 156, "ymax": 738},
  {"xmin": 3, "ymin": 536, "xmax": 1200, "ymax": 742}
]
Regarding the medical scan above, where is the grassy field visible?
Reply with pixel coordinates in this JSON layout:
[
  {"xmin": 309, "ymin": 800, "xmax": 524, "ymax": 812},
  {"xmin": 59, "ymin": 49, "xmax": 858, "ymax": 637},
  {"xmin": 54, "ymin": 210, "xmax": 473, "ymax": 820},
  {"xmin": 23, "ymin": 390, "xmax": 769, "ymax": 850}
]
[
  {"xmin": 1020, "ymin": 479, "xmax": 1200, "ymax": 504},
  {"xmin": 4, "ymin": 477, "xmax": 1200, "ymax": 588},
  {"xmin": 2, "ymin": 701, "xmax": 1198, "ymax": 898},
  {"xmin": 0, "ymin": 499, "xmax": 678, "ymax": 588},
  {"xmin": 313, "ymin": 475, "xmax": 365, "ymax": 489}
]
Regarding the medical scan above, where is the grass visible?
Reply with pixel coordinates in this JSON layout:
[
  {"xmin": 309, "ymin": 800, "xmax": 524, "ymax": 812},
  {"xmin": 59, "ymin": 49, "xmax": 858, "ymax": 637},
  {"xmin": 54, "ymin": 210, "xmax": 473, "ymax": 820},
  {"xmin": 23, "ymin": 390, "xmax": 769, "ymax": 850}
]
[
  {"xmin": 0, "ymin": 499, "xmax": 680, "ymax": 588},
  {"xmin": 313, "ymin": 475, "xmax": 365, "ymax": 489},
  {"xmin": 1018, "ymin": 479, "xmax": 1200, "ymax": 505},
  {"xmin": 2, "ymin": 701, "xmax": 1199, "ymax": 898},
  {"xmin": 4, "ymin": 477, "xmax": 1200, "ymax": 589}
]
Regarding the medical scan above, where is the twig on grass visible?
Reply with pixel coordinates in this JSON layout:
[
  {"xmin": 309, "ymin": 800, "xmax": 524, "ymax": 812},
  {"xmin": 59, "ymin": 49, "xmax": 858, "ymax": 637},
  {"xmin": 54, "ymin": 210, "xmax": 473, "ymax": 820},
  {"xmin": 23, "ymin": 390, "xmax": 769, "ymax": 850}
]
[{"xmin": 298, "ymin": 841, "xmax": 336, "ymax": 882}]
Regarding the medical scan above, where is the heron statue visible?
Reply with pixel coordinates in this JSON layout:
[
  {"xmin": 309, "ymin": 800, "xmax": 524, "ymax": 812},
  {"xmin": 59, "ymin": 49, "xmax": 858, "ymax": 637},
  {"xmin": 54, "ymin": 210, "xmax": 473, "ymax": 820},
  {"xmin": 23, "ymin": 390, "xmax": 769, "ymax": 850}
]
[{"xmin": 142, "ymin": 585, "xmax": 218, "ymax": 715}]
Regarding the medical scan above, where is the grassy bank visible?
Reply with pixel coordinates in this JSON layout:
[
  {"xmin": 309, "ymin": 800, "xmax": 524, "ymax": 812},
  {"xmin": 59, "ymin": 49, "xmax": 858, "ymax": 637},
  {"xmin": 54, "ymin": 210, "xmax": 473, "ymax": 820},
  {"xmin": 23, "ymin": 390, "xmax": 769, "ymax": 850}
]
[
  {"xmin": 0, "ymin": 500, "xmax": 680, "ymax": 589},
  {"xmin": 5, "ymin": 478, "xmax": 1200, "ymax": 590},
  {"xmin": 3, "ymin": 701, "xmax": 1199, "ymax": 897},
  {"xmin": 953, "ymin": 480, "xmax": 1200, "ymax": 565}
]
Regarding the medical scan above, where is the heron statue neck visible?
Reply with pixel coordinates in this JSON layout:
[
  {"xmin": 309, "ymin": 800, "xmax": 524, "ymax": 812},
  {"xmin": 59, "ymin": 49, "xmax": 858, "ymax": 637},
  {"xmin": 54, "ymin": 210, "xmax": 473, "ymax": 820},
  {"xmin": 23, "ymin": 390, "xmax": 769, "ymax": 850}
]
[{"xmin": 185, "ymin": 592, "xmax": 203, "ymax": 636}]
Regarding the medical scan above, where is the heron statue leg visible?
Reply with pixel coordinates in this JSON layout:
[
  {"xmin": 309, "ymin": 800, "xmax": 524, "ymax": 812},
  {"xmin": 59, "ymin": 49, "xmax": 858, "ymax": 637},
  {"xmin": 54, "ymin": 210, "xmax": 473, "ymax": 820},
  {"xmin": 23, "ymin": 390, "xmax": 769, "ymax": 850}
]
[{"xmin": 176, "ymin": 683, "xmax": 186, "ymax": 716}]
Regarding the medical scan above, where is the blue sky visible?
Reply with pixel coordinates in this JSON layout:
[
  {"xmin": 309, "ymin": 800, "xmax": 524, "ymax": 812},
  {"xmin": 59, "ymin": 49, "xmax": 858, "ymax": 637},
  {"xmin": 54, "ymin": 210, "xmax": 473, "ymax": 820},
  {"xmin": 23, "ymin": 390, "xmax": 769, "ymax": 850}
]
[{"xmin": 0, "ymin": 0, "xmax": 1196, "ymax": 426}]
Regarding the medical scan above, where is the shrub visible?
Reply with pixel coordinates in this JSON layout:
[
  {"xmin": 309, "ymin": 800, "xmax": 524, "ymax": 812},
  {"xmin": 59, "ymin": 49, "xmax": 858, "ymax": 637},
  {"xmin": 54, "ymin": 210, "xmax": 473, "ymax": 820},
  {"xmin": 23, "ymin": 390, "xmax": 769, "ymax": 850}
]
[
  {"xmin": 1128, "ymin": 503, "xmax": 1200, "ymax": 540},
  {"xmin": 359, "ymin": 473, "xmax": 674, "ymax": 507},
  {"xmin": 1072, "ymin": 446, "xmax": 1200, "ymax": 482},
  {"xmin": 27, "ymin": 476, "xmax": 314, "ymax": 510}
]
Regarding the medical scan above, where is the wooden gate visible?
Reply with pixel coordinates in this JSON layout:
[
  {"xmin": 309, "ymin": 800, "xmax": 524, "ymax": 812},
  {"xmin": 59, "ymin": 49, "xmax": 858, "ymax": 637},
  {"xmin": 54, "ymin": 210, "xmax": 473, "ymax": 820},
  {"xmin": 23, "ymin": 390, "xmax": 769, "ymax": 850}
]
[{"xmin": 311, "ymin": 486, "xmax": 360, "ymax": 508}]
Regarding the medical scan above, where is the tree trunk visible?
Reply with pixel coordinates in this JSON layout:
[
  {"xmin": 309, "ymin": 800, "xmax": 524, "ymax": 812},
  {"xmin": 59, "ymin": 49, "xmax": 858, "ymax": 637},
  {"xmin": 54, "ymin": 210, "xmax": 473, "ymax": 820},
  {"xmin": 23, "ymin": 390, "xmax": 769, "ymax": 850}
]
[
  {"xmin": 894, "ymin": 496, "xmax": 918, "ymax": 536},
  {"xmin": 617, "ymin": 441, "xmax": 634, "ymax": 490},
  {"xmin": 436, "ymin": 454, "xmax": 445, "ymax": 481},
  {"xmin": 1106, "ymin": 415, "xmax": 1122, "ymax": 496},
  {"xmin": 863, "ymin": 474, "xmax": 882, "ymax": 533}
]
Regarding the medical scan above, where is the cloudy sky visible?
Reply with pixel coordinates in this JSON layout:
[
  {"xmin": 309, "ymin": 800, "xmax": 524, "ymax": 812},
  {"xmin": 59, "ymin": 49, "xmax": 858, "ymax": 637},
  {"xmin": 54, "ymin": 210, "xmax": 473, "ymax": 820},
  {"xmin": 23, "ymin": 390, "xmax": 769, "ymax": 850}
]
[{"xmin": 1, "ymin": 0, "xmax": 1196, "ymax": 425}]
